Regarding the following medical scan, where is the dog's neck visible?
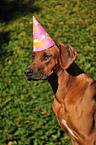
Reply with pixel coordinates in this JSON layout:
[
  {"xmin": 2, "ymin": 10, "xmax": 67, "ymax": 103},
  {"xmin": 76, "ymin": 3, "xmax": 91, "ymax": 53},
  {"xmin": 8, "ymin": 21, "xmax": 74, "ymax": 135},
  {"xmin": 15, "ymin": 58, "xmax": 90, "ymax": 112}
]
[
  {"xmin": 48, "ymin": 69, "xmax": 72, "ymax": 103},
  {"xmin": 48, "ymin": 62, "xmax": 84, "ymax": 102},
  {"xmin": 48, "ymin": 73, "xmax": 58, "ymax": 94}
]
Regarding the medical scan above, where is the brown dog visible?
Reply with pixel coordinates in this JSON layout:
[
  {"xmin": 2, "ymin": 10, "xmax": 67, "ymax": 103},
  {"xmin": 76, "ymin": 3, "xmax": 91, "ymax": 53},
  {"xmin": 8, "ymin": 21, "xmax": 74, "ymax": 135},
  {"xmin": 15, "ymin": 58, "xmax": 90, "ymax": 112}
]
[{"xmin": 25, "ymin": 42, "xmax": 96, "ymax": 145}]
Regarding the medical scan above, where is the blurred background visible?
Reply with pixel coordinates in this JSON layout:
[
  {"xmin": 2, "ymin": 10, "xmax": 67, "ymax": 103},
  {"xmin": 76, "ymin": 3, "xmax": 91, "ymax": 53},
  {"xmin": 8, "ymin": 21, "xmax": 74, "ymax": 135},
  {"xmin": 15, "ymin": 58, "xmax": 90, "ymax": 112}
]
[{"xmin": 0, "ymin": 0, "xmax": 96, "ymax": 144}]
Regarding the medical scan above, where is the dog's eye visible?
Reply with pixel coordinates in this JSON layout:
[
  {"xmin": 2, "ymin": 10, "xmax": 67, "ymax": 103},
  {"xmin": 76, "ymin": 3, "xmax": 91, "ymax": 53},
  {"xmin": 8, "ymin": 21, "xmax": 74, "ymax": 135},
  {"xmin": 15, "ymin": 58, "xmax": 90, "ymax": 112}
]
[
  {"xmin": 32, "ymin": 54, "xmax": 35, "ymax": 61},
  {"xmin": 43, "ymin": 53, "xmax": 52, "ymax": 60}
]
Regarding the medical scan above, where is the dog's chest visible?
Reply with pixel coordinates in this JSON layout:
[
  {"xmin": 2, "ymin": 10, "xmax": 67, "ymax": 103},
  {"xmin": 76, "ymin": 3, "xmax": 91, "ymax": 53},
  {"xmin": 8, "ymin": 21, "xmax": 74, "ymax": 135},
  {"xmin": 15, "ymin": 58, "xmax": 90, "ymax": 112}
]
[{"xmin": 52, "ymin": 98, "xmax": 77, "ymax": 139}]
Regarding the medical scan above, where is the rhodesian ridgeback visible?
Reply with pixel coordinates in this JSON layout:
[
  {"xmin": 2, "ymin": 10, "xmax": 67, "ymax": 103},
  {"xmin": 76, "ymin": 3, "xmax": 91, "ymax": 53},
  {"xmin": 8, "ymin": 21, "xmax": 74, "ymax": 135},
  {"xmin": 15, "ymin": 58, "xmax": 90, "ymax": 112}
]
[{"xmin": 25, "ymin": 42, "xmax": 96, "ymax": 145}]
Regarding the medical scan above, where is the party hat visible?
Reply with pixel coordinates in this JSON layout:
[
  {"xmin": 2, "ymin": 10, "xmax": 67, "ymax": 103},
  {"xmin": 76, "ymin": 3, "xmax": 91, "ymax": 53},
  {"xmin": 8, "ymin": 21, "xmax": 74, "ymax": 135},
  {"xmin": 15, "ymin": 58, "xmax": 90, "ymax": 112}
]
[{"xmin": 33, "ymin": 16, "xmax": 55, "ymax": 52}]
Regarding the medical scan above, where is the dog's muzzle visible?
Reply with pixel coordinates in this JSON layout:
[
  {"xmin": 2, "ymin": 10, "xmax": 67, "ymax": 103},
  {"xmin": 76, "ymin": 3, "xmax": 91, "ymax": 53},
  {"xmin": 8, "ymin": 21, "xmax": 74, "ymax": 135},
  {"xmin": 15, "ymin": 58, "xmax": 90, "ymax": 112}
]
[
  {"xmin": 24, "ymin": 68, "xmax": 33, "ymax": 76},
  {"xmin": 24, "ymin": 68, "xmax": 33, "ymax": 80},
  {"xmin": 24, "ymin": 67, "xmax": 53, "ymax": 80},
  {"xmin": 24, "ymin": 67, "xmax": 44, "ymax": 80}
]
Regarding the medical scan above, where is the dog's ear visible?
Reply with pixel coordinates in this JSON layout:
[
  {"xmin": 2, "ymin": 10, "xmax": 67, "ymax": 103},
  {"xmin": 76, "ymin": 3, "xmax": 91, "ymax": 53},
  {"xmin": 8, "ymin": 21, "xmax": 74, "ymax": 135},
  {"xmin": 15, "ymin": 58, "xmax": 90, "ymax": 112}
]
[{"xmin": 56, "ymin": 42, "xmax": 77, "ymax": 69}]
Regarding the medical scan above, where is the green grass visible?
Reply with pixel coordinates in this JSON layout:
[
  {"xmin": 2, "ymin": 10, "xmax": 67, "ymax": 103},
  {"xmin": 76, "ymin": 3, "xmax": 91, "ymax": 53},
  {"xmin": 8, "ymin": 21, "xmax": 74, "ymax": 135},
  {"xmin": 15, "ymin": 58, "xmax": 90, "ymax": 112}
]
[{"xmin": 0, "ymin": 0, "xmax": 96, "ymax": 144}]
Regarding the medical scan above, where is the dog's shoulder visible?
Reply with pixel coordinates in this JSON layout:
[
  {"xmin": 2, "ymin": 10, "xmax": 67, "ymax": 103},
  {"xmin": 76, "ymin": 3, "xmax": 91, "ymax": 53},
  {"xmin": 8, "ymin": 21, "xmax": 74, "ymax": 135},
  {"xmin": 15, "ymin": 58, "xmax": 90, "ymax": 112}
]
[{"xmin": 77, "ymin": 73, "xmax": 96, "ymax": 96}]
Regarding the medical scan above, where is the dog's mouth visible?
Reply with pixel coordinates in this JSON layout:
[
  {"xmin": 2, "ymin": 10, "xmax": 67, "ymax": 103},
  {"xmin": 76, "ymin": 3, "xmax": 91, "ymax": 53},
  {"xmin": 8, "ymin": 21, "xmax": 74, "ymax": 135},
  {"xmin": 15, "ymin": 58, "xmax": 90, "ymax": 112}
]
[
  {"xmin": 25, "ymin": 71, "xmax": 54, "ymax": 81},
  {"xmin": 24, "ymin": 66, "xmax": 54, "ymax": 81}
]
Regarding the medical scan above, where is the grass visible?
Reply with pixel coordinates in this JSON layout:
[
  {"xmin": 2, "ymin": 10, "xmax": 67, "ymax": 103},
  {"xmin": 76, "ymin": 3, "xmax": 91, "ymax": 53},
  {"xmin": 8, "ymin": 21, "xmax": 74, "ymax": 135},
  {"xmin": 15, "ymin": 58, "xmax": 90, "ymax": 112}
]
[{"xmin": 0, "ymin": 0, "xmax": 96, "ymax": 144}]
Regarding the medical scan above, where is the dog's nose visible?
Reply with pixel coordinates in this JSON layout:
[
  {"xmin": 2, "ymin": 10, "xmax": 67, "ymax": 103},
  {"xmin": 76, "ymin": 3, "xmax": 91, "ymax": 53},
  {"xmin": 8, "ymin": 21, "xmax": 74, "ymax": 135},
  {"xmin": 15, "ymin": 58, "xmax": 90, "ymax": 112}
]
[{"xmin": 24, "ymin": 68, "xmax": 33, "ymax": 76}]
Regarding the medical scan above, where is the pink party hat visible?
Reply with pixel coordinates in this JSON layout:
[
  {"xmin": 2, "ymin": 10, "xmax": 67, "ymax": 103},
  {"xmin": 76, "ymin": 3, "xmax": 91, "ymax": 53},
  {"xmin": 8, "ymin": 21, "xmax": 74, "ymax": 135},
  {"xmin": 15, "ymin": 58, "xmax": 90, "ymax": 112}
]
[{"xmin": 33, "ymin": 16, "xmax": 55, "ymax": 52}]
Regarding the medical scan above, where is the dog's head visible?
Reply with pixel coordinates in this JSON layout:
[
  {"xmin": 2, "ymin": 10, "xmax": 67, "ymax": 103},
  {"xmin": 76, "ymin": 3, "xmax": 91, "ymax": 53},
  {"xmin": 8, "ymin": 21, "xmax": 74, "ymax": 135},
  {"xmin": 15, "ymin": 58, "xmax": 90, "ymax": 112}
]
[{"xmin": 24, "ymin": 42, "xmax": 77, "ymax": 81}]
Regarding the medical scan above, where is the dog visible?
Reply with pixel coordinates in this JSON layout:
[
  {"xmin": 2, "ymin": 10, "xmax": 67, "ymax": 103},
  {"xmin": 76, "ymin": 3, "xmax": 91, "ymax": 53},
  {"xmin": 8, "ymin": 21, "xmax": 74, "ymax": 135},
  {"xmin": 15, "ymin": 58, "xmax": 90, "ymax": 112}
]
[{"xmin": 25, "ymin": 42, "xmax": 96, "ymax": 145}]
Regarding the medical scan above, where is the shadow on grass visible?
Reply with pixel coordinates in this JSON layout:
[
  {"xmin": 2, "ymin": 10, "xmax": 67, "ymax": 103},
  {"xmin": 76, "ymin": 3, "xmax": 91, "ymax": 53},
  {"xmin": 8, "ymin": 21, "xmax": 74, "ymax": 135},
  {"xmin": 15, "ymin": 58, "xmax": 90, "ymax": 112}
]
[
  {"xmin": 0, "ymin": 31, "xmax": 13, "ymax": 59},
  {"xmin": 0, "ymin": 0, "xmax": 41, "ymax": 58},
  {"xmin": 0, "ymin": 0, "xmax": 41, "ymax": 23}
]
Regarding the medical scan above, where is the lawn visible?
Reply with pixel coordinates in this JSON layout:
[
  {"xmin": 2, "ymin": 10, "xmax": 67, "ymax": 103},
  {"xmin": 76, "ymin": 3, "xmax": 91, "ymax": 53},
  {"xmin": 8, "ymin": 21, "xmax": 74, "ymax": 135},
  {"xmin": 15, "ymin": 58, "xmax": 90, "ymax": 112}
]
[{"xmin": 0, "ymin": 0, "xmax": 96, "ymax": 144}]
